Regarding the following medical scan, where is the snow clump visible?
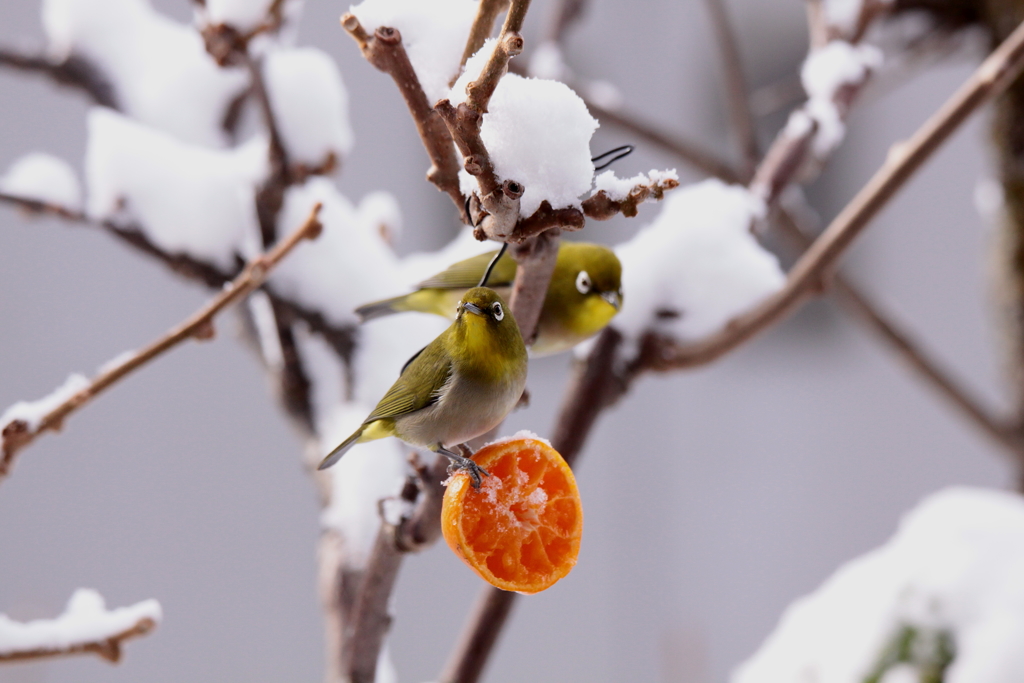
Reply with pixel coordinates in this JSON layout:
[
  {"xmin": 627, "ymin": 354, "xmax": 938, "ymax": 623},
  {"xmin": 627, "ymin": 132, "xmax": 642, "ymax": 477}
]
[
  {"xmin": 451, "ymin": 40, "xmax": 599, "ymax": 219},
  {"xmin": 0, "ymin": 153, "xmax": 82, "ymax": 211},
  {"xmin": 612, "ymin": 178, "xmax": 784, "ymax": 342},
  {"xmin": 733, "ymin": 487, "xmax": 1024, "ymax": 683}
]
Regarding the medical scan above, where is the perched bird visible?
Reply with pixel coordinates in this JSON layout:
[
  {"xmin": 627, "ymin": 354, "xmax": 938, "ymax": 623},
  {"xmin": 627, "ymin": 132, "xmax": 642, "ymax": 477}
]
[
  {"xmin": 319, "ymin": 287, "xmax": 528, "ymax": 485},
  {"xmin": 356, "ymin": 242, "xmax": 623, "ymax": 356}
]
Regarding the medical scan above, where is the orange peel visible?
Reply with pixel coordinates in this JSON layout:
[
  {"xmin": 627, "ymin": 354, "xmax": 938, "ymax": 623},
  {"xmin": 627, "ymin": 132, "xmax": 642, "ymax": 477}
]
[{"xmin": 441, "ymin": 434, "xmax": 583, "ymax": 594}]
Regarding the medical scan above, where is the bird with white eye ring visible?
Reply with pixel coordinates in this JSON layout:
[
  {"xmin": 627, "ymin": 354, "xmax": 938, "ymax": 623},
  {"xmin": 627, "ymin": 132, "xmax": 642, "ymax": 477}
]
[
  {"xmin": 356, "ymin": 242, "xmax": 623, "ymax": 356},
  {"xmin": 319, "ymin": 287, "xmax": 527, "ymax": 487}
]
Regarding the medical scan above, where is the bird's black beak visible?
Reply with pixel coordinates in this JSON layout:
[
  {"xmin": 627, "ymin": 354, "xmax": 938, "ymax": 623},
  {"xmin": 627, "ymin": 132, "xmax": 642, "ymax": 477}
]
[
  {"xmin": 601, "ymin": 291, "xmax": 621, "ymax": 310},
  {"xmin": 462, "ymin": 302, "xmax": 486, "ymax": 317}
]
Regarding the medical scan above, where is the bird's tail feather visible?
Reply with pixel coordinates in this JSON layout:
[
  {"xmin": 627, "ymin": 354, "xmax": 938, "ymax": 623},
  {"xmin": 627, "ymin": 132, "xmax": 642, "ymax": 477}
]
[
  {"xmin": 355, "ymin": 295, "xmax": 408, "ymax": 322},
  {"xmin": 318, "ymin": 428, "xmax": 362, "ymax": 470}
]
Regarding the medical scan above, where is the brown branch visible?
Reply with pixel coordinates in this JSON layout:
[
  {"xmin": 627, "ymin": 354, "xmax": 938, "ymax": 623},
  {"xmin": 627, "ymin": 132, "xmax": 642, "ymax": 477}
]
[
  {"xmin": 508, "ymin": 229, "xmax": 561, "ymax": 343},
  {"xmin": 546, "ymin": 0, "xmax": 588, "ymax": 44},
  {"xmin": 464, "ymin": 0, "xmax": 531, "ymax": 114},
  {"xmin": 748, "ymin": 6, "xmax": 885, "ymax": 206},
  {"xmin": 806, "ymin": 0, "xmax": 829, "ymax": 50},
  {"xmin": 627, "ymin": 17, "xmax": 1024, "ymax": 377},
  {"xmin": 435, "ymin": 99, "xmax": 505, "ymax": 214},
  {"xmin": 0, "ymin": 192, "xmax": 357, "ymax": 383},
  {"xmin": 335, "ymin": 452, "xmax": 448, "ymax": 683},
  {"xmin": 0, "ymin": 48, "xmax": 118, "ymax": 108},
  {"xmin": 0, "ymin": 204, "xmax": 324, "ymax": 481},
  {"xmin": 341, "ymin": 15, "xmax": 465, "ymax": 214},
  {"xmin": 583, "ymin": 100, "xmax": 741, "ymax": 183},
  {"xmin": 0, "ymin": 617, "xmax": 157, "ymax": 664},
  {"xmin": 774, "ymin": 211, "xmax": 1024, "ymax": 460},
  {"xmin": 460, "ymin": 0, "xmax": 510, "ymax": 71},
  {"xmin": 703, "ymin": 0, "xmax": 759, "ymax": 176},
  {"xmin": 439, "ymin": 328, "xmax": 623, "ymax": 683},
  {"xmin": 0, "ymin": 591, "xmax": 160, "ymax": 664},
  {"xmin": 582, "ymin": 175, "xmax": 681, "ymax": 221}
]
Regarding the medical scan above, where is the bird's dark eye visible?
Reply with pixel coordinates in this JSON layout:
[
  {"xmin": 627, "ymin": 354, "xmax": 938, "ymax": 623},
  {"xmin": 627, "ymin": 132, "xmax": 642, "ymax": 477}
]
[
  {"xmin": 576, "ymin": 270, "xmax": 591, "ymax": 294},
  {"xmin": 491, "ymin": 302, "xmax": 504, "ymax": 321}
]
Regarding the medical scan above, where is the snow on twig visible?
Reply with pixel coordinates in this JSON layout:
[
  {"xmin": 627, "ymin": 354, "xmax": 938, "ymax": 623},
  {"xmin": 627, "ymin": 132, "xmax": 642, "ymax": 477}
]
[
  {"xmin": 0, "ymin": 153, "xmax": 82, "ymax": 211},
  {"xmin": 0, "ymin": 204, "xmax": 323, "ymax": 482},
  {"xmin": 0, "ymin": 589, "xmax": 161, "ymax": 663},
  {"xmin": 43, "ymin": 0, "xmax": 248, "ymax": 147},
  {"xmin": 623, "ymin": 7, "xmax": 1024, "ymax": 379}
]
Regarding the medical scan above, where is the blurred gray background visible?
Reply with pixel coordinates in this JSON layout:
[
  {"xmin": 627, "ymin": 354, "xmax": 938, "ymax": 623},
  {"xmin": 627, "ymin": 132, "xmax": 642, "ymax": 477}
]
[{"xmin": 0, "ymin": 1, "xmax": 1012, "ymax": 682}]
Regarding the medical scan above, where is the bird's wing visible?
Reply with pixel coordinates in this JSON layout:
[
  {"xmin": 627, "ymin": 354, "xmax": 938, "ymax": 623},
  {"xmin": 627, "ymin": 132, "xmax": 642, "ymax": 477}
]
[
  {"xmin": 416, "ymin": 250, "xmax": 517, "ymax": 289},
  {"xmin": 365, "ymin": 342, "xmax": 452, "ymax": 422}
]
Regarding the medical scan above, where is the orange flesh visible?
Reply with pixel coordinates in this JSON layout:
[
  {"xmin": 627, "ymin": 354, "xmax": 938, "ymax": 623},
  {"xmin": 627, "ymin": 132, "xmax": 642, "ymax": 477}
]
[{"xmin": 442, "ymin": 437, "xmax": 583, "ymax": 594}]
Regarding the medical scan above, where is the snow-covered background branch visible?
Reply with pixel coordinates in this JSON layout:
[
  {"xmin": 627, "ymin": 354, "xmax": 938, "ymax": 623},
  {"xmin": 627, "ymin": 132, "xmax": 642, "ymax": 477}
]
[{"xmin": 2, "ymin": 0, "xmax": 1022, "ymax": 682}]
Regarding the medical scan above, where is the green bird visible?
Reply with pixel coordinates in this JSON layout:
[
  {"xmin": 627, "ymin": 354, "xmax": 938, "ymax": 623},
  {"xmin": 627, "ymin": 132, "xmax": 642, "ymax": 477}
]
[
  {"xmin": 319, "ymin": 287, "xmax": 528, "ymax": 485},
  {"xmin": 355, "ymin": 242, "xmax": 623, "ymax": 356}
]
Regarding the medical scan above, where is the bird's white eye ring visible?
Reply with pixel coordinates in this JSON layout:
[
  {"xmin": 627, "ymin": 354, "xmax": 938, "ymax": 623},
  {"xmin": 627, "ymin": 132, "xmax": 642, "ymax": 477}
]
[
  {"xmin": 576, "ymin": 270, "xmax": 591, "ymax": 294},
  {"xmin": 492, "ymin": 302, "xmax": 504, "ymax": 321}
]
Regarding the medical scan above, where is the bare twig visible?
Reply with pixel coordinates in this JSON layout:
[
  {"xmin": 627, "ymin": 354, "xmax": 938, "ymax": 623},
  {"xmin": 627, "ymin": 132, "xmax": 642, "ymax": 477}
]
[
  {"xmin": 806, "ymin": 0, "xmax": 829, "ymax": 50},
  {"xmin": 773, "ymin": 211, "xmax": 1024, "ymax": 459},
  {"xmin": 460, "ymin": 0, "xmax": 510, "ymax": 71},
  {"xmin": 703, "ymin": 0, "xmax": 759, "ymax": 176},
  {"xmin": 0, "ymin": 617, "xmax": 157, "ymax": 664},
  {"xmin": 243, "ymin": 50, "xmax": 292, "ymax": 244},
  {"xmin": 0, "ymin": 192, "xmax": 88, "ymax": 221},
  {"xmin": 547, "ymin": 0, "xmax": 588, "ymax": 44},
  {"xmin": 628, "ymin": 17, "xmax": 1024, "ymax": 377},
  {"xmin": 508, "ymin": 229, "xmax": 561, "ymax": 343},
  {"xmin": 341, "ymin": 15, "xmax": 465, "ymax": 214},
  {"xmin": 0, "ymin": 48, "xmax": 117, "ymax": 108},
  {"xmin": 0, "ymin": 192, "xmax": 357, "ymax": 393},
  {"xmin": 581, "ymin": 99, "xmax": 741, "ymax": 183},
  {"xmin": 464, "ymin": 0, "xmax": 531, "ymax": 114},
  {"xmin": 0, "ymin": 204, "xmax": 324, "ymax": 480}
]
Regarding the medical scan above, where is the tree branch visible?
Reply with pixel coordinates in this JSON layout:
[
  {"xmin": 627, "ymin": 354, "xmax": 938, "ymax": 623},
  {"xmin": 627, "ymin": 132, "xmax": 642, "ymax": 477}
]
[
  {"xmin": 464, "ymin": 0, "xmax": 531, "ymax": 114},
  {"xmin": 703, "ymin": 0, "xmax": 759, "ymax": 176},
  {"xmin": 460, "ymin": 0, "xmax": 510, "ymax": 71},
  {"xmin": 627, "ymin": 17, "xmax": 1024, "ymax": 377},
  {"xmin": 335, "ymin": 452, "xmax": 448, "ymax": 683},
  {"xmin": 580, "ymin": 97, "xmax": 741, "ymax": 182},
  {"xmin": 773, "ymin": 210, "xmax": 1024, "ymax": 460},
  {"xmin": 0, "ymin": 204, "xmax": 324, "ymax": 481},
  {"xmin": 341, "ymin": 15, "xmax": 465, "ymax": 215},
  {"xmin": 0, "ymin": 591, "xmax": 160, "ymax": 664},
  {"xmin": 0, "ymin": 48, "xmax": 117, "ymax": 108}
]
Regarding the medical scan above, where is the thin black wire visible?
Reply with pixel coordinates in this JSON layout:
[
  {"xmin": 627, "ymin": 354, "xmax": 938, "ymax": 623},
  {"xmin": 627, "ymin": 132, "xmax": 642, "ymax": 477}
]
[
  {"xmin": 591, "ymin": 144, "xmax": 635, "ymax": 172},
  {"xmin": 478, "ymin": 242, "xmax": 509, "ymax": 288}
]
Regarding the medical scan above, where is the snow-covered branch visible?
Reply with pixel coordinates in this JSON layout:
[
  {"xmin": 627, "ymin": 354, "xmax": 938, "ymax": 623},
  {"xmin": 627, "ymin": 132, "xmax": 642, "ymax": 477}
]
[
  {"xmin": 624, "ymin": 16, "xmax": 1024, "ymax": 378},
  {"xmin": 773, "ymin": 211, "xmax": 1024, "ymax": 462},
  {"xmin": 462, "ymin": 0, "xmax": 530, "ymax": 114},
  {"xmin": 460, "ymin": 0, "xmax": 509, "ymax": 71},
  {"xmin": 0, "ymin": 589, "xmax": 160, "ymax": 664},
  {"xmin": 0, "ymin": 204, "xmax": 323, "ymax": 481},
  {"xmin": 0, "ymin": 47, "xmax": 116, "ymax": 107}
]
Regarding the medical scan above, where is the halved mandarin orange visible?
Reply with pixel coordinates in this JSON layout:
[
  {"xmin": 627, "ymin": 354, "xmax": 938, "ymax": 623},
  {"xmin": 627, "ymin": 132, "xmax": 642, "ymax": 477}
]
[{"xmin": 441, "ymin": 435, "xmax": 583, "ymax": 594}]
